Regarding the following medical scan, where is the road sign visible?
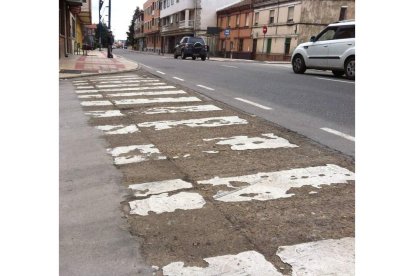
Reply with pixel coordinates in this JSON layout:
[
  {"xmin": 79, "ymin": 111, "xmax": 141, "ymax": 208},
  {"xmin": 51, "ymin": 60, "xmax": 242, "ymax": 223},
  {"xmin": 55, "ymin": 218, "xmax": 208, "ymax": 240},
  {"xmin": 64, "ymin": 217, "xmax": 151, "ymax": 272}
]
[
  {"xmin": 224, "ymin": 28, "xmax": 230, "ymax": 37},
  {"xmin": 263, "ymin": 26, "xmax": 267, "ymax": 34}
]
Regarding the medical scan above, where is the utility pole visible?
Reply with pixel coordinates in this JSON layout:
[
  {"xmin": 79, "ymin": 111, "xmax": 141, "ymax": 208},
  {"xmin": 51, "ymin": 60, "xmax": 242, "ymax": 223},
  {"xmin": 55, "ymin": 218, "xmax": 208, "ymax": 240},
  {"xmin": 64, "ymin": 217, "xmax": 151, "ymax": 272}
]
[
  {"xmin": 99, "ymin": 0, "xmax": 104, "ymax": 51},
  {"xmin": 108, "ymin": 0, "xmax": 111, "ymax": 30}
]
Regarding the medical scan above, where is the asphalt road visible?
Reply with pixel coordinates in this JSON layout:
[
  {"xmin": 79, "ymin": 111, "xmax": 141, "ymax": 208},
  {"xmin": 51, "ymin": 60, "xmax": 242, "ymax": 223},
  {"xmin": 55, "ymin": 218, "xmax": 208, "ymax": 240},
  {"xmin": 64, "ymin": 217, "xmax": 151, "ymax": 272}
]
[{"xmin": 115, "ymin": 49, "xmax": 355, "ymax": 157}]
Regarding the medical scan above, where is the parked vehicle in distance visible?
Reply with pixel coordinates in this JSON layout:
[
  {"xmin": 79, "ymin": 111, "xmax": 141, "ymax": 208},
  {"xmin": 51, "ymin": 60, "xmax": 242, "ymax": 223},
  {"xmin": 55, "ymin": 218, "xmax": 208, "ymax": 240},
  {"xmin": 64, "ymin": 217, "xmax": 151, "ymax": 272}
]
[
  {"xmin": 291, "ymin": 20, "xmax": 355, "ymax": 80},
  {"xmin": 174, "ymin": 37, "xmax": 207, "ymax": 61}
]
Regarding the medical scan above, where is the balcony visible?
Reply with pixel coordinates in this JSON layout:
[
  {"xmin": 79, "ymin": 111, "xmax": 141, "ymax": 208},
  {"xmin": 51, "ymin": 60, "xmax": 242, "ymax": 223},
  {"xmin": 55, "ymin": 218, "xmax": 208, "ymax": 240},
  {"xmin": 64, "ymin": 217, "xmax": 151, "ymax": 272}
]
[{"xmin": 161, "ymin": 20, "xmax": 194, "ymax": 33}]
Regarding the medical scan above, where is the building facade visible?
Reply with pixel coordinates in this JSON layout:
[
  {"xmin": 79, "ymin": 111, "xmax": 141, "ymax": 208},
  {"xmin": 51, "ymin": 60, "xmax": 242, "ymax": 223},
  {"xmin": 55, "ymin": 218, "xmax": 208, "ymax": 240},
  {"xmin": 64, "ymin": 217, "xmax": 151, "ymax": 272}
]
[
  {"xmin": 217, "ymin": 0, "xmax": 254, "ymax": 59},
  {"xmin": 159, "ymin": 0, "xmax": 238, "ymax": 53},
  {"xmin": 252, "ymin": 0, "xmax": 355, "ymax": 61},
  {"xmin": 144, "ymin": 0, "xmax": 162, "ymax": 53},
  {"xmin": 59, "ymin": 0, "xmax": 92, "ymax": 58},
  {"xmin": 134, "ymin": 10, "xmax": 145, "ymax": 51}
]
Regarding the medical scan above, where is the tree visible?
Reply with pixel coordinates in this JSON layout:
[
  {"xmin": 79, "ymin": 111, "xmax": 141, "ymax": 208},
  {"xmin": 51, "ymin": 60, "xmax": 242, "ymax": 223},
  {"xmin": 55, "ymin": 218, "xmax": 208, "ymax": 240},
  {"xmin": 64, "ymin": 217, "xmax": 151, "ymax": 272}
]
[
  {"xmin": 95, "ymin": 22, "xmax": 111, "ymax": 48},
  {"xmin": 126, "ymin": 6, "xmax": 141, "ymax": 47}
]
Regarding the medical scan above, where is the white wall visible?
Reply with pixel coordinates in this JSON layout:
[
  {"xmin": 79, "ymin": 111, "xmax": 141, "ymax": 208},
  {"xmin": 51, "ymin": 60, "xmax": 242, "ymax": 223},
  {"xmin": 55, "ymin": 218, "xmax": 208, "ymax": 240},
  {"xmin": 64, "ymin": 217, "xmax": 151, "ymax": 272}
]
[
  {"xmin": 199, "ymin": 0, "xmax": 241, "ymax": 30},
  {"xmin": 160, "ymin": 0, "xmax": 194, "ymax": 18}
]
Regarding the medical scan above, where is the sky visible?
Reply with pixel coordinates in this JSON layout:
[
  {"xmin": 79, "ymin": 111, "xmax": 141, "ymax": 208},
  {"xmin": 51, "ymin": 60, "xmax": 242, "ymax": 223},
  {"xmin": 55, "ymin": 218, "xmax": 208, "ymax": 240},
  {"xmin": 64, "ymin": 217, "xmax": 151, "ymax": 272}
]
[{"xmin": 92, "ymin": 0, "xmax": 146, "ymax": 41}]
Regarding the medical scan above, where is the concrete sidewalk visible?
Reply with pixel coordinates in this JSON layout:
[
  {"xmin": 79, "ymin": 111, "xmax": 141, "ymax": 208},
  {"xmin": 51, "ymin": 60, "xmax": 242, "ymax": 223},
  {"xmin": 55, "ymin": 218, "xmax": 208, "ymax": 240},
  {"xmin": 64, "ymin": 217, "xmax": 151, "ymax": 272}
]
[{"xmin": 59, "ymin": 49, "xmax": 139, "ymax": 79}]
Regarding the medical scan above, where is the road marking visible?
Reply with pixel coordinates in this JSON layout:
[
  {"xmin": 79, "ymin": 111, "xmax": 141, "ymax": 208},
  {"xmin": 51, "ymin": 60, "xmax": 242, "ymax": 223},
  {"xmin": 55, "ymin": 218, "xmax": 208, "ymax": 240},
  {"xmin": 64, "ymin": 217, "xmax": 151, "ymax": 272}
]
[
  {"xmin": 315, "ymin": 77, "xmax": 354, "ymax": 84},
  {"xmin": 156, "ymin": 70, "xmax": 166, "ymax": 75},
  {"xmin": 76, "ymin": 89, "xmax": 99, "ymax": 94},
  {"xmin": 141, "ymin": 104, "xmax": 222, "ymax": 114},
  {"xmin": 98, "ymin": 86, "xmax": 176, "ymax": 92},
  {"xmin": 173, "ymin": 77, "xmax": 185, "ymax": 81},
  {"xmin": 277, "ymin": 238, "xmax": 354, "ymax": 276},
  {"xmin": 203, "ymin": 133, "xmax": 298, "ymax": 151},
  {"xmin": 221, "ymin": 65, "xmax": 238, "ymax": 68},
  {"xmin": 235, "ymin": 97, "xmax": 272, "ymax": 110},
  {"xmin": 321, "ymin": 127, "xmax": 355, "ymax": 142},
  {"xmin": 162, "ymin": 251, "xmax": 281, "ymax": 276},
  {"xmin": 107, "ymin": 144, "xmax": 166, "ymax": 165},
  {"xmin": 84, "ymin": 110, "xmax": 124, "ymax": 118},
  {"xmin": 95, "ymin": 124, "xmax": 140, "ymax": 135},
  {"xmin": 129, "ymin": 179, "xmax": 193, "ymax": 197},
  {"xmin": 96, "ymin": 82, "xmax": 166, "ymax": 88},
  {"xmin": 80, "ymin": 100, "xmax": 113, "ymax": 106},
  {"xmin": 141, "ymin": 64, "xmax": 153, "ymax": 69},
  {"xmin": 98, "ymin": 75, "xmax": 137, "ymax": 79},
  {"xmin": 129, "ymin": 192, "xmax": 206, "ymax": 216},
  {"xmin": 138, "ymin": 116, "xmax": 248, "ymax": 131},
  {"xmin": 198, "ymin": 164, "xmax": 355, "ymax": 202},
  {"xmin": 107, "ymin": 90, "xmax": 187, "ymax": 97},
  {"xmin": 197, "ymin": 84, "xmax": 215, "ymax": 91},
  {"xmin": 77, "ymin": 94, "xmax": 103, "ymax": 99},
  {"xmin": 114, "ymin": 96, "xmax": 201, "ymax": 105}
]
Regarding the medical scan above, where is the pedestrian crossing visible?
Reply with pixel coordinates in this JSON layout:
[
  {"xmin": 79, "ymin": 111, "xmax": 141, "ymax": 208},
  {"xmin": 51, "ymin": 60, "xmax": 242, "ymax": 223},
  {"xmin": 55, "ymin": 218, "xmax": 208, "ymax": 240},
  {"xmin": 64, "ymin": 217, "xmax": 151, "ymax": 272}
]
[{"xmin": 73, "ymin": 73, "xmax": 355, "ymax": 275}]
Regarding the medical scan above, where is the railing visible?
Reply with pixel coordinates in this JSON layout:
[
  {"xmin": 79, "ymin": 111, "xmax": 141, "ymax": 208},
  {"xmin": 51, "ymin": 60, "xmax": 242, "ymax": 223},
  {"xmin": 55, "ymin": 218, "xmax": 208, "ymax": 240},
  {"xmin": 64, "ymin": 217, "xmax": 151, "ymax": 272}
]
[{"xmin": 161, "ymin": 20, "xmax": 194, "ymax": 32}]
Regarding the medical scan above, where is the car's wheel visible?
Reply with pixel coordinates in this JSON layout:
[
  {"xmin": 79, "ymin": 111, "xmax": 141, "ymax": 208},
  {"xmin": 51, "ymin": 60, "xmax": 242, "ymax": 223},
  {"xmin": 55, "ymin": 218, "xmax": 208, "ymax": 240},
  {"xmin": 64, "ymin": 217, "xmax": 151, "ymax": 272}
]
[
  {"xmin": 174, "ymin": 53, "xmax": 178, "ymax": 59},
  {"xmin": 192, "ymin": 56, "xmax": 196, "ymax": 60},
  {"xmin": 332, "ymin": 70, "xmax": 345, "ymax": 77},
  {"xmin": 292, "ymin": 55, "xmax": 306, "ymax": 74},
  {"xmin": 181, "ymin": 51, "xmax": 186, "ymax": 59},
  {"xmin": 201, "ymin": 56, "xmax": 206, "ymax": 61},
  {"xmin": 344, "ymin": 57, "xmax": 355, "ymax": 80}
]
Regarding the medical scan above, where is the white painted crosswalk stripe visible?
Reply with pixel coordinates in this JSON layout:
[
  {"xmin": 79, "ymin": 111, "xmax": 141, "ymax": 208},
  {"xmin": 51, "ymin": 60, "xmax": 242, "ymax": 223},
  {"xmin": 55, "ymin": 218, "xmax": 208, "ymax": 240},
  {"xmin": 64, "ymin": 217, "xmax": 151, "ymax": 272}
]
[
  {"xmin": 142, "ymin": 104, "xmax": 222, "ymax": 114},
  {"xmin": 107, "ymin": 90, "xmax": 187, "ymax": 97},
  {"xmin": 98, "ymin": 86, "xmax": 176, "ymax": 92},
  {"xmin": 129, "ymin": 192, "xmax": 206, "ymax": 216},
  {"xmin": 84, "ymin": 110, "xmax": 124, "ymax": 118},
  {"xmin": 95, "ymin": 124, "xmax": 140, "ymax": 135},
  {"xmin": 114, "ymin": 96, "xmax": 201, "ymax": 105},
  {"xmin": 137, "ymin": 116, "xmax": 248, "ymax": 131},
  {"xmin": 78, "ymin": 94, "xmax": 103, "ymax": 99},
  {"xmin": 107, "ymin": 144, "xmax": 167, "ymax": 165},
  {"xmin": 129, "ymin": 179, "xmax": 193, "ymax": 197},
  {"xmin": 198, "ymin": 164, "xmax": 354, "ymax": 202},
  {"xmin": 96, "ymin": 82, "xmax": 166, "ymax": 88},
  {"xmin": 81, "ymin": 100, "xmax": 113, "ymax": 106},
  {"xmin": 76, "ymin": 89, "xmax": 99, "ymax": 94},
  {"xmin": 96, "ymin": 79, "xmax": 159, "ymax": 84}
]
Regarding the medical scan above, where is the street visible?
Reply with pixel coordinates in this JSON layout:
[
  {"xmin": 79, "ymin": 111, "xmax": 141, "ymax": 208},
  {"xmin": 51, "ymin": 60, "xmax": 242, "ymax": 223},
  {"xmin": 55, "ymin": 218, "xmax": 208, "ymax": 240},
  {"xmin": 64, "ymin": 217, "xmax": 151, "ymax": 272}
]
[
  {"xmin": 60, "ymin": 64, "xmax": 355, "ymax": 275},
  {"xmin": 115, "ymin": 49, "xmax": 355, "ymax": 157}
]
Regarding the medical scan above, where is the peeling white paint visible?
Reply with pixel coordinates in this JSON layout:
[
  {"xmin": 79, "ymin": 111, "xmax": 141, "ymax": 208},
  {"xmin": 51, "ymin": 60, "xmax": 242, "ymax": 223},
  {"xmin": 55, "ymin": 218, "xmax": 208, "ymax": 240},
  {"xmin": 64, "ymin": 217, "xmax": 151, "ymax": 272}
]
[
  {"xmin": 142, "ymin": 104, "xmax": 222, "ymax": 114},
  {"xmin": 128, "ymin": 192, "xmax": 206, "ymax": 216},
  {"xmin": 84, "ymin": 110, "xmax": 124, "ymax": 118},
  {"xmin": 129, "ymin": 179, "xmax": 193, "ymax": 197},
  {"xmin": 276, "ymin": 237, "xmax": 355, "ymax": 276},
  {"xmin": 76, "ymin": 89, "xmax": 99, "ymax": 94},
  {"xmin": 162, "ymin": 250, "xmax": 281, "ymax": 276},
  {"xmin": 203, "ymin": 133, "xmax": 298, "ymax": 151},
  {"xmin": 107, "ymin": 90, "xmax": 187, "ymax": 97},
  {"xmin": 138, "ymin": 116, "xmax": 248, "ymax": 131},
  {"xmin": 107, "ymin": 144, "xmax": 166, "ymax": 165},
  {"xmin": 78, "ymin": 94, "xmax": 103, "ymax": 99},
  {"xmin": 96, "ymin": 82, "xmax": 166, "ymax": 88},
  {"xmin": 98, "ymin": 86, "xmax": 176, "ymax": 92},
  {"xmin": 202, "ymin": 151, "xmax": 219, "ymax": 154},
  {"xmin": 95, "ymin": 124, "xmax": 139, "ymax": 135},
  {"xmin": 76, "ymin": 86, "xmax": 94, "ymax": 89},
  {"xmin": 198, "ymin": 164, "xmax": 355, "ymax": 202},
  {"xmin": 80, "ymin": 100, "xmax": 113, "ymax": 106},
  {"xmin": 183, "ymin": 154, "xmax": 191, "ymax": 158},
  {"xmin": 115, "ymin": 97, "xmax": 201, "ymax": 106}
]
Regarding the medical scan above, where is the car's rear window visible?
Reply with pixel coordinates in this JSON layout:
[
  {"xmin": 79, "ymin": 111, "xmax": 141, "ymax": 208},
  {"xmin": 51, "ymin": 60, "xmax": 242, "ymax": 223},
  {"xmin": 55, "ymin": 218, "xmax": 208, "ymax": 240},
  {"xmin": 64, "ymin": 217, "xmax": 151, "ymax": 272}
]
[{"xmin": 189, "ymin": 37, "xmax": 205, "ymax": 44}]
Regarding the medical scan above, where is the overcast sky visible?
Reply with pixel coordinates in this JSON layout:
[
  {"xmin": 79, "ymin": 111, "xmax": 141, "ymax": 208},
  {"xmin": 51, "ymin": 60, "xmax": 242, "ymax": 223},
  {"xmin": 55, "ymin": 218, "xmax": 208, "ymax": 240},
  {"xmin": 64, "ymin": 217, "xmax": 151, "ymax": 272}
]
[{"xmin": 92, "ymin": 0, "xmax": 145, "ymax": 41}]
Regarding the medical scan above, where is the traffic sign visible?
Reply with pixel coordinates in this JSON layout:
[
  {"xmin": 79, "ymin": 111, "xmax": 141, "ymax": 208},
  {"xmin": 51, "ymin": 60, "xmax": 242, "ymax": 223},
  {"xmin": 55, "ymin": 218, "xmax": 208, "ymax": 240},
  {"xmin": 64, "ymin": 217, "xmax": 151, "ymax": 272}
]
[
  {"xmin": 262, "ymin": 25, "xmax": 267, "ymax": 34},
  {"xmin": 224, "ymin": 28, "xmax": 230, "ymax": 37}
]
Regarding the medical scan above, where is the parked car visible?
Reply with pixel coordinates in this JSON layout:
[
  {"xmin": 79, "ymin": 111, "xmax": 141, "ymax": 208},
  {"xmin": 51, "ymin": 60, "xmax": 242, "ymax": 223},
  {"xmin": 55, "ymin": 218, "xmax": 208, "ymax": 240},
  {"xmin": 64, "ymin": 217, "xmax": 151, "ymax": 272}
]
[
  {"xmin": 291, "ymin": 20, "xmax": 355, "ymax": 79},
  {"xmin": 174, "ymin": 37, "xmax": 207, "ymax": 61}
]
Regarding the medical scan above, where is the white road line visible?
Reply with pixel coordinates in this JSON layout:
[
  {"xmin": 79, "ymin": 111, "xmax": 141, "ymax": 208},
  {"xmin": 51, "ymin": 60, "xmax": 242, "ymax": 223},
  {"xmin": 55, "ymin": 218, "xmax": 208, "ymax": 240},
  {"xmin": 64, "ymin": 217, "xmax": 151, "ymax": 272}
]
[
  {"xmin": 221, "ymin": 65, "xmax": 238, "ymax": 68},
  {"xmin": 141, "ymin": 64, "xmax": 153, "ymax": 69},
  {"xmin": 156, "ymin": 71, "xmax": 166, "ymax": 75},
  {"xmin": 173, "ymin": 77, "xmax": 185, "ymax": 81},
  {"xmin": 315, "ymin": 77, "xmax": 354, "ymax": 84},
  {"xmin": 197, "ymin": 84, "xmax": 215, "ymax": 91},
  {"xmin": 320, "ymin": 127, "xmax": 355, "ymax": 142},
  {"xmin": 235, "ymin": 98, "xmax": 272, "ymax": 110}
]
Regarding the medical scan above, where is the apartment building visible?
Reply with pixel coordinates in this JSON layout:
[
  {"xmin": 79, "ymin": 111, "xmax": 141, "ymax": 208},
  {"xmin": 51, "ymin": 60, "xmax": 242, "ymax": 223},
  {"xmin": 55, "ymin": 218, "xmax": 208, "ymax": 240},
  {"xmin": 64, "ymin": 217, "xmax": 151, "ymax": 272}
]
[
  {"xmin": 59, "ymin": 0, "xmax": 92, "ymax": 58},
  {"xmin": 134, "ymin": 10, "xmax": 145, "ymax": 51},
  {"xmin": 143, "ymin": 0, "xmax": 162, "ymax": 53},
  {"xmin": 252, "ymin": 0, "xmax": 355, "ymax": 61},
  {"xmin": 159, "ymin": 0, "xmax": 238, "ymax": 53},
  {"xmin": 217, "ymin": 0, "xmax": 254, "ymax": 59}
]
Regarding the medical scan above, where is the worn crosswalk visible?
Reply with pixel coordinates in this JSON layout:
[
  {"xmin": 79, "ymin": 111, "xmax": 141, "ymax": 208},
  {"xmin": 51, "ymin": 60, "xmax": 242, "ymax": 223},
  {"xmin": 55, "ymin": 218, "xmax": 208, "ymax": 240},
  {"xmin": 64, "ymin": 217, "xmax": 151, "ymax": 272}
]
[{"xmin": 74, "ymin": 72, "xmax": 355, "ymax": 275}]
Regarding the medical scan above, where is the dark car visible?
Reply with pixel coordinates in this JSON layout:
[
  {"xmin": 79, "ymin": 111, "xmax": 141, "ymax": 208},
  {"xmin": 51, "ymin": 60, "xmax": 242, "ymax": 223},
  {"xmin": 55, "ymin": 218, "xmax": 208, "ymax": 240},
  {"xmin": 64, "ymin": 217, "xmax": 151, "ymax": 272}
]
[{"xmin": 174, "ymin": 37, "xmax": 207, "ymax": 61}]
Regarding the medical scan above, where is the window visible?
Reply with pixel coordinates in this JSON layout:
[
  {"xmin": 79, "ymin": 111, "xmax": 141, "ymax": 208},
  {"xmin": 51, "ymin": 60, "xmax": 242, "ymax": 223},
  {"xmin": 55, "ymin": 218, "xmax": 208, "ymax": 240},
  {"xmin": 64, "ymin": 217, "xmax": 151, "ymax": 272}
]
[
  {"xmin": 222, "ymin": 40, "xmax": 226, "ymax": 50},
  {"xmin": 334, "ymin": 26, "xmax": 355, "ymax": 39},
  {"xmin": 284, "ymin": 37, "xmax": 291, "ymax": 55},
  {"xmin": 230, "ymin": 41, "xmax": 234, "ymax": 50},
  {"xmin": 287, "ymin": 6, "xmax": 294, "ymax": 22},
  {"xmin": 220, "ymin": 17, "xmax": 224, "ymax": 27},
  {"xmin": 238, "ymin": 39, "xmax": 243, "ymax": 52},
  {"xmin": 245, "ymin": 13, "xmax": 249, "ymax": 26},
  {"xmin": 254, "ymin": 12, "xmax": 259, "ymax": 25},
  {"xmin": 236, "ymin": 14, "xmax": 240, "ymax": 27},
  {"xmin": 339, "ymin": 6, "xmax": 347, "ymax": 21},
  {"xmin": 71, "ymin": 18, "xmax": 76, "ymax": 38},
  {"xmin": 171, "ymin": 0, "xmax": 174, "ymax": 5},
  {"xmin": 266, "ymin": 38, "xmax": 272, "ymax": 54},
  {"xmin": 269, "ymin": 10, "xmax": 274, "ymax": 24},
  {"xmin": 316, "ymin": 27, "xmax": 338, "ymax": 41},
  {"xmin": 227, "ymin": 16, "xmax": 230, "ymax": 27}
]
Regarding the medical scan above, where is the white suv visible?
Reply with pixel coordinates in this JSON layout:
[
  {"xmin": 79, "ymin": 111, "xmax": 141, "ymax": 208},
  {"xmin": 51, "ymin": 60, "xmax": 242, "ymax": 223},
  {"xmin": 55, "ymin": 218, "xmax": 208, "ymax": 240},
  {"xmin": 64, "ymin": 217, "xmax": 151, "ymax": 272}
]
[{"xmin": 291, "ymin": 20, "xmax": 355, "ymax": 80}]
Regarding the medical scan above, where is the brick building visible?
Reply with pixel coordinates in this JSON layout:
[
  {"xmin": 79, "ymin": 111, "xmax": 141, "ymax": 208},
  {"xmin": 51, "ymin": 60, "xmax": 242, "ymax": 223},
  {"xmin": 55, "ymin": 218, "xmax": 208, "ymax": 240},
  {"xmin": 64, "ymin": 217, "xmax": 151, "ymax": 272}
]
[{"xmin": 143, "ymin": 0, "xmax": 162, "ymax": 53}]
